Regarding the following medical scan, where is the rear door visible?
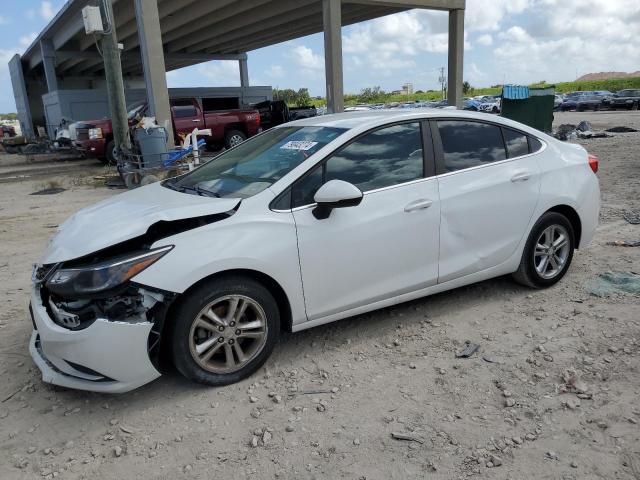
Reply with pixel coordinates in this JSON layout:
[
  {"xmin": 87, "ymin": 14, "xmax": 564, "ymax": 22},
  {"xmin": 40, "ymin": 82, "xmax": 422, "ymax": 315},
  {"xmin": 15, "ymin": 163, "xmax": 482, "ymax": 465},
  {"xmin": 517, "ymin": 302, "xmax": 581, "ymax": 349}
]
[
  {"xmin": 432, "ymin": 119, "xmax": 542, "ymax": 283},
  {"xmin": 170, "ymin": 99, "xmax": 204, "ymax": 137}
]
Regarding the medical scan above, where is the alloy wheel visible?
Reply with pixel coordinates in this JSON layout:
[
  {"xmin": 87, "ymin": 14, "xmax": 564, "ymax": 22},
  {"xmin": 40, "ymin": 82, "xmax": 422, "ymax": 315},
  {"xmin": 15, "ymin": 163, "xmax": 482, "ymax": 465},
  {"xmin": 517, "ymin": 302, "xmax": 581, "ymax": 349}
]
[
  {"xmin": 229, "ymin": 134, "xmax": 244, "ymax": 147},
  {"xmin": 533, "ymin": 224, "xmax": 571, "ymax": 279},
  {"xmin": 188, "ymin": 295, "xmax": 268, "ymax": 374}
]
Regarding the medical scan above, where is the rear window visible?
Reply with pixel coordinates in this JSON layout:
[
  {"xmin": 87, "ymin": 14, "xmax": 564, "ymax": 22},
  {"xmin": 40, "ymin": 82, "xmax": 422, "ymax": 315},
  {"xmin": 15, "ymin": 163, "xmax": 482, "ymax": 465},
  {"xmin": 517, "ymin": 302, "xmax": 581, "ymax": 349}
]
[
  {"xmin": 528, "ymin": 136, "xmax": 543, "ymax": 153},
  {"xmin": 503, "ymin": 128, "xmax": 529, "ymax": 158},
  {"xmin": 437, "ymin": 120, "xmax": 506, "ymax": 172}
]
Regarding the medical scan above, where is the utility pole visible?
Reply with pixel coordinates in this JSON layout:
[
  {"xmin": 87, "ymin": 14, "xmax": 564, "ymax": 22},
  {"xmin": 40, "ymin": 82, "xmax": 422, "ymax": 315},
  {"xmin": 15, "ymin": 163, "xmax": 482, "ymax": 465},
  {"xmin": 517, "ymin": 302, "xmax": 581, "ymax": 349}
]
[
  {"xmin": 99, "ymin": 0, "xmax": 130, "ymax": 160},
  {"xmin": 438, "ymin": 67, "xmax": 446, "ymax": 100}
]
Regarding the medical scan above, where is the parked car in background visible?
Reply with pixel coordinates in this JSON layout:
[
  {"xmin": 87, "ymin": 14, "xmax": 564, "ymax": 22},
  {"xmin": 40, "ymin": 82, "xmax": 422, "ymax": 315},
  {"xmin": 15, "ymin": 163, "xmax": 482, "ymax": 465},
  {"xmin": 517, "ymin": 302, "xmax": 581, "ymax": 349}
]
[
  {"xmin": 603, "ymin": 89, "xmax": 640, "ymax": 110},
  {"xmin": 71, "ymin": 98, "xmax": 261, "ymax": 164},
  {"xmin": 575, "ymin": 94, "xmax": 606, "ymax": 111},
  {"xmin": 478, "ymin": 97, "xmax": 501, "ymax": 113},
  {"xmin": 29, "ymin": 110, "xmax": 599, "ymax": 393},
  {"xmin": 554, "ymin": 95, "xmax": 564, "ymax": 110},
  {"xmin": 253, "ymin": 100, "xmax": 317, "ymax": 130},
  {"xmin": 1, "ymin": 125, "xmax": 16, "ymax": 138}
]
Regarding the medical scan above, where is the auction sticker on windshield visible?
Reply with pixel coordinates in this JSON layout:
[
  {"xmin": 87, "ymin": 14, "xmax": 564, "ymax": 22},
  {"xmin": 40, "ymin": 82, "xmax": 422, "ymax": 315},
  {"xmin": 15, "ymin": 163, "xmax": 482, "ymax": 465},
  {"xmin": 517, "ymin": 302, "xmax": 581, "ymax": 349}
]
[{"xmin": 280, "ymin": 140, "xmax": 318, "ymax": 151}]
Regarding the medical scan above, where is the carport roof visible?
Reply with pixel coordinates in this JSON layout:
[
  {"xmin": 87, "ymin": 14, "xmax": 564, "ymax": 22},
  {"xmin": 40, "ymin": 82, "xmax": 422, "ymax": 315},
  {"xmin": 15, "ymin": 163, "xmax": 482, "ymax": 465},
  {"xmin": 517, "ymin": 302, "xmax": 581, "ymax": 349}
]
[{"xmin": 21, "ymin": 0, "xmax": 464, "ymax": 77}]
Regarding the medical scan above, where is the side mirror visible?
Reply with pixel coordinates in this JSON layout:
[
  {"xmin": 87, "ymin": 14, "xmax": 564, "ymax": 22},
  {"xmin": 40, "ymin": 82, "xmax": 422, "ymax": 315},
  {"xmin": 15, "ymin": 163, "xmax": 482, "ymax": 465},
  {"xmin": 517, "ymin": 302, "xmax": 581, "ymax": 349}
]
[{"xmin": 312, "ymin": 179, "xmax": 363, "ymax": 220}]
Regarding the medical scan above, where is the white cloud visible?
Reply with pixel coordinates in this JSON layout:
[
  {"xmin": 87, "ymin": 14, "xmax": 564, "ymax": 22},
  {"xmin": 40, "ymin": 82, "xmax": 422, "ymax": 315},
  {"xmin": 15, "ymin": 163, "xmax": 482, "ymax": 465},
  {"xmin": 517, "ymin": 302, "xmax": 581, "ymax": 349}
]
[
  {"xmin": 290, "ymin": 45, "xmax": 323, "ymax": 73},
  {"xmin": 465, "ymin": 0, "xmax": 531, "ymax": 32},
  {"xmin": 195, "ymin": 61, "xmax": 240, "ymax": 86},
  {"xmin": 0, "ymin": 16, "xmax": 8, "ymax": 25},
  {"xmin": 19, "ymin": 33, "xmax": 38, "ymax": 49},
  {"xmin": 477, "ymin": 34, "xmax": 493, "ymax": 46},
  {"xmin": 265, "ymin": 65, "xmax": 285, "ymax": 79},
  {"xmin": 40, "ymin": 1, "xmax": 55, "ymax": 21}
]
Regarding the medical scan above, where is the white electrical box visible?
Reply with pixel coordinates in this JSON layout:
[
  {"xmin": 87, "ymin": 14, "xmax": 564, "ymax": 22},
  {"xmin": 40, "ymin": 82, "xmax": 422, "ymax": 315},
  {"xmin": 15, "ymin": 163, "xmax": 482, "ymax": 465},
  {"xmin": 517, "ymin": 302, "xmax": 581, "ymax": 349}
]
[{"xmin": 82, "ymin": 6, "xmax": 104, "ymax": 35}]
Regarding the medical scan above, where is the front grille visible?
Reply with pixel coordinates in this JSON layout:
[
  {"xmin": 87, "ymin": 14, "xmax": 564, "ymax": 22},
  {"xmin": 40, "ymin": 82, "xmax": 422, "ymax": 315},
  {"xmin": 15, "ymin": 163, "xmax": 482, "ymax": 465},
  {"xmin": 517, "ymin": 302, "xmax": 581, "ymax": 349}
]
[{"xmin": 76, "ymin": 128, "xmax": 89, "ymax": 141}]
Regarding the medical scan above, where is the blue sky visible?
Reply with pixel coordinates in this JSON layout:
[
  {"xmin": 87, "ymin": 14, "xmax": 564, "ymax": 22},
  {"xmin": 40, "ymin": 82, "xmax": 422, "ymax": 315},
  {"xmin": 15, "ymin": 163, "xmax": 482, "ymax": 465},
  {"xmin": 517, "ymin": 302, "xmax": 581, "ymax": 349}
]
[{"xmin": 1, "ymin": 0, "xmax": 639, "ymax": 113}]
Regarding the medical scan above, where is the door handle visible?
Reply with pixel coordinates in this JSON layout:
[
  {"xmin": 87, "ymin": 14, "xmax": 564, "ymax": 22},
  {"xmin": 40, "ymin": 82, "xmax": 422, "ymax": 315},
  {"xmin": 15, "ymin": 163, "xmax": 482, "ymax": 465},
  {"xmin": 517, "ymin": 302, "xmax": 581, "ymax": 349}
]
[
  {"xmin": 404, "ymin": 199, "xmax": 433, "ymax": 212},
  {"xmin": 192, "ymin": 119, "xmax": 200, "ymax": 122},
  {"xmin": 511, "ymin": 172, "xmax": 531, "ymax": 182}
]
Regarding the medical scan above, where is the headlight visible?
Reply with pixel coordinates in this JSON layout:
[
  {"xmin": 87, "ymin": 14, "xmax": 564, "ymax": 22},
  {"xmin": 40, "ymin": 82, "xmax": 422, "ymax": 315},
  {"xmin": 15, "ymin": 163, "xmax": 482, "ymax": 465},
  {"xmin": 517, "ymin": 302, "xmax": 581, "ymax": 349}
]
[
  {"xmin": 88, "ymin": 128, "xmax": 103, "ymax": 140},
  {"xmin": 46, "ymin": 246, "xmax": 172, "ymax": 298}
]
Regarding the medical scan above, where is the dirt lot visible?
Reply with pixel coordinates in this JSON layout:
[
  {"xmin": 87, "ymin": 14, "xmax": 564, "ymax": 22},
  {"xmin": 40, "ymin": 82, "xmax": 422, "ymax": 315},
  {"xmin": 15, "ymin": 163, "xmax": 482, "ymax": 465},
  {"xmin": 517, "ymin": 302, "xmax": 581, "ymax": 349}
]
[{"xmin": 1, "ymin": 111, "xmax": 639, "ymax": 480}]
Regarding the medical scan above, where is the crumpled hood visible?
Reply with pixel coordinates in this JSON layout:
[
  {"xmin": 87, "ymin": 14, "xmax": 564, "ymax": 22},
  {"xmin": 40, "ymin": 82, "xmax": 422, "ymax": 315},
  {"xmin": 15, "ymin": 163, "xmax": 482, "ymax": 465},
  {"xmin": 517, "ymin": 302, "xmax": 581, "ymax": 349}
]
[{"xmin": 41, "ymin": 181, "xmax": 240, "ymax": 264}]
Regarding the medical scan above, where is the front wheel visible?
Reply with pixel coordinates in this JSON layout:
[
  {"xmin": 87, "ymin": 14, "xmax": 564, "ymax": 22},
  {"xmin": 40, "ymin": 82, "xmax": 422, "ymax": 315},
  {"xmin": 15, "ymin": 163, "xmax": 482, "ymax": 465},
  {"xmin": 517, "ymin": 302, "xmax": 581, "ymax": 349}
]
[
  {"xmin": 171, "ymin": 276, "xmax": 280, "ymax": 386},
  {"xmin": 512, "ymin": 212, "xmax": 575, "ymax": 288},
  {"xmin": 101, "ymin": 140, "xmax": 117, "ymax": 165}
]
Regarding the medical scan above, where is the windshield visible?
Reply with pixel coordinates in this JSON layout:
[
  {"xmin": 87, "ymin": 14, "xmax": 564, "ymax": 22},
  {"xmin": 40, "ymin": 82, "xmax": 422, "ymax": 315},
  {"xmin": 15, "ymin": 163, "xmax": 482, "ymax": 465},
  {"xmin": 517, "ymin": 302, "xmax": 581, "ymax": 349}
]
[
  {"xmin": 127, "ymin": 101, "xmax": 147, "ymax": 120},
  {"xmin": 166, "ymin": 126, "xmax": 346, "ymax": 199}
]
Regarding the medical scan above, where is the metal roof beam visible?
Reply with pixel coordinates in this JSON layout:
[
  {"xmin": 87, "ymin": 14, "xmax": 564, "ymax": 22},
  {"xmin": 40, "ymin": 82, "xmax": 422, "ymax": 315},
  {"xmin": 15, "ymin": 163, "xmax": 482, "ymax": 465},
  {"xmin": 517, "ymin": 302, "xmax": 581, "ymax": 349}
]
[
  {"xmin": 167, "ymin": 0, "xmax": 317, "ymax": 53},
  {"xmin": 344, "ymin": 0, "xmax": 465, "ymax": 10}
]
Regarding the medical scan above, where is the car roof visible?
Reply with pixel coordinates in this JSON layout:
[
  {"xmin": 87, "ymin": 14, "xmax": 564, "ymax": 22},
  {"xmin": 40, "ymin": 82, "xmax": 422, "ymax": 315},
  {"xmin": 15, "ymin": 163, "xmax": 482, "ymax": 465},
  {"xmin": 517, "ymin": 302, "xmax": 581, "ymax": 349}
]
[{"xmin": 282, "ymin": 109, "xmax": 544, "ymax": 137}]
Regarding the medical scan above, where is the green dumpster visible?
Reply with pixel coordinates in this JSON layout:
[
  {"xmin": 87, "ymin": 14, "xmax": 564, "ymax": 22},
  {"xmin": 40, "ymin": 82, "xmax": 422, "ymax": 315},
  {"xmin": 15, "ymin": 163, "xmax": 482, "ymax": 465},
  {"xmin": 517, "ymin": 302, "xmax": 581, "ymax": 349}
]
[{"xmin": 501, "ymin": 85, "xmax": 555, "ymax": 133}]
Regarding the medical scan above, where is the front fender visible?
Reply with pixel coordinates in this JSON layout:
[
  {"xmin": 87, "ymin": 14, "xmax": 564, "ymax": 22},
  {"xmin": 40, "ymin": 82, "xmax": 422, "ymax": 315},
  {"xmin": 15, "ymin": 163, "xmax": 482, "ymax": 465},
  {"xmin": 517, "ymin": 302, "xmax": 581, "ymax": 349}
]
[{"xmin": 131, "ymin": 209, "xmax": 307, "ymax": 325}]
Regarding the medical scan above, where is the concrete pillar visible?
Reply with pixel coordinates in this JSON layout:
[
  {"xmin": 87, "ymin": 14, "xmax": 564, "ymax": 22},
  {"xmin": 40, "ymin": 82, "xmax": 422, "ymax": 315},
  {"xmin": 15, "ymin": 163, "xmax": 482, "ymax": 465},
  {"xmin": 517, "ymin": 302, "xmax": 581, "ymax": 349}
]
[
  {"xmin": 239, "ymin": 57, "xmax": 249, "ymax": 88},
  {"xmin": 447, "ymin": 8, "xmax": 464, "ymax": 108},
  {"xmin": 40, "ymin": 40, "xmax": 58, "ymax": 93},
  {"xmin": 8, "ymin": 55, "xmax": 35, "ymax": 139},
  {"xmin": 323, "ymin": 0, "xmax": 343, "ymax": 113},
  {"xmin": 135, "ymin": 0, "xmax": 174, "ymax": 147}
]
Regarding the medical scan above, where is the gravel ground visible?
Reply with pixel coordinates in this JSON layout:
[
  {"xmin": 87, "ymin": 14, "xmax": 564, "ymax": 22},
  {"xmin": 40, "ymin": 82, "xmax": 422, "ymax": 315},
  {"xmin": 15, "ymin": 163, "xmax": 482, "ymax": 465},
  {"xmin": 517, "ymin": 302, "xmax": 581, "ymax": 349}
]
[{"xmin": 0, "ymin": 111, "xmax": 639, "ymax": 480}]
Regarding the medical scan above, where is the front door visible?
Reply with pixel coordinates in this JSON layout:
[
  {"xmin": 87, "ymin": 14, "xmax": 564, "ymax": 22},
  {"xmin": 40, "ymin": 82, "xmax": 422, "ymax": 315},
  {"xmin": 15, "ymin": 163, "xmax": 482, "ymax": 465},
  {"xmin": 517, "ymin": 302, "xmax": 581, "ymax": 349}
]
[{"xmin": 291, "ymin": 122, "xmax": 441, "ymax": 321}]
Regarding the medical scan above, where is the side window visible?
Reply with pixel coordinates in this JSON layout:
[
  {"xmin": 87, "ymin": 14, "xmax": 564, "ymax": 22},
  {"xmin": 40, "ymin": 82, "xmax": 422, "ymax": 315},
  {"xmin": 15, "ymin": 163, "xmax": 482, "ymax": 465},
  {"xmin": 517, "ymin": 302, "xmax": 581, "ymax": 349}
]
[
  {"xmin": 503, "ymin": 128, "xmax": 529, "ymax": 158},
  {"xmin": 324, "ymin": 122, "xmax": 424, "ymax": 192},
  {"xmin": 291, "ymin": 165, "xmax": 323, "ymax": 208},
  {"xmin": 528, "ymin": 136, "xmax": 543, "ymax": 153},
  {"xmin": 173, "ymin": 105, "xmax": 198, "ymax": 118},
  {"xmin": 437, "ymin": 120, "xmax": 506, "ymax": 172}
]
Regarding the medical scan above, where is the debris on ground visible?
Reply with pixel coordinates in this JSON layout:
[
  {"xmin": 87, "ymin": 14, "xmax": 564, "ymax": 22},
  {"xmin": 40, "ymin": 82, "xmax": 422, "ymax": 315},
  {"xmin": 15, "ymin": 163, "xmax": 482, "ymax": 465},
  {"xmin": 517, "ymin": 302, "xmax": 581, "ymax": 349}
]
[
  {"xmin": 605, "ymin": 126, "xmax": 638, "ymax": 133},
  {"xmin": 607, "ymin": 240, "xmax": 640, "ymax": 247},
  {"xmin": 391, "ymin": 432, "xmax": 424, "ymax": 444},
  {"xmin": 623, "ymin": 212, "xmax": 640, "ymax": 224},
  {"xmin": 585, "ymin": 272, "xmax": 640, "ymax": 297},
  {"xmin": 554, "ymin": 121, "xmax": 611, "ymax": 140},
  {"xmin": 29, "ymin": 187, "xmax": 66, "ymax": 195},
  {"xmin": 576, "ymin": 121, "xmax": 592, "ymax": 132},
  {"xmin": 455, "ymin": 341, "xmax": 480, "ymax": 358},
  {"xmin": 554, "ymin": 124, "xmax": 576, "ymax": 141}
]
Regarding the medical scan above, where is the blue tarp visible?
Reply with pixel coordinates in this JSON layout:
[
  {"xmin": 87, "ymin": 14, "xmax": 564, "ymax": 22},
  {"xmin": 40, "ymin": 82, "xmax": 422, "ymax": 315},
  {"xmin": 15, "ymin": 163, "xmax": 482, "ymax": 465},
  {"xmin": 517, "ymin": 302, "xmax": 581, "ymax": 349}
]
[{"xmin": 502, "ymin": 85, "xmax": 530, "ymax": 100}]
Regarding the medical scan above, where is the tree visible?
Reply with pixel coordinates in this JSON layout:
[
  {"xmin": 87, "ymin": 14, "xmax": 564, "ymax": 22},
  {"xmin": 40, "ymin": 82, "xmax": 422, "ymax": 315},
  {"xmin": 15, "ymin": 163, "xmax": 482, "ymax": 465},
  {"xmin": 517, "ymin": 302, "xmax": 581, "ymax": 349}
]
[
  {"xmin": 462, "ymin": 81, "xmax": 472, "ymax": 94},
  {"xmin": 357, "ymin": 86, "xmax": 385, "ymax": 104},
  {"xmin": 294, "ymin": 88, "xmax": 311, "ymax": 107}
]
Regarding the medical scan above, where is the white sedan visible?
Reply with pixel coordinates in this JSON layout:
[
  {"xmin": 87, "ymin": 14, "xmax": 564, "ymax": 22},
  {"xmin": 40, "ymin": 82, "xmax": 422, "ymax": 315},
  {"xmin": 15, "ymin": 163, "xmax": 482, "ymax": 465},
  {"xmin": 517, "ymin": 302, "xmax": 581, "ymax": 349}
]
[{"xmin": 29, "ymin": 110, "xmax": 600, "ymax": 393}]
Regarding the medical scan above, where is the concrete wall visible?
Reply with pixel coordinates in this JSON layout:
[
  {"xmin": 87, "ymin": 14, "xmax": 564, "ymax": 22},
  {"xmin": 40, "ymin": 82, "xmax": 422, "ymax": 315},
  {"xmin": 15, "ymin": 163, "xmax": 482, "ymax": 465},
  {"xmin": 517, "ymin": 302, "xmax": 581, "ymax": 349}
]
[{"xmin": 41, "ymin": 86, "xmax": 273, "ymax": 134}]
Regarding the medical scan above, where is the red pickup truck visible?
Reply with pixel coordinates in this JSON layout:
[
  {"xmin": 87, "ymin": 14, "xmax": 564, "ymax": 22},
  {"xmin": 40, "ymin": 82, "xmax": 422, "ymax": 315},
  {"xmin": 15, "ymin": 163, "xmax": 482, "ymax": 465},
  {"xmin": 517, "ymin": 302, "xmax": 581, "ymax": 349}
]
[{"xmin": 72, "ymin": 98, "xmax": 261, "ymax": 164}]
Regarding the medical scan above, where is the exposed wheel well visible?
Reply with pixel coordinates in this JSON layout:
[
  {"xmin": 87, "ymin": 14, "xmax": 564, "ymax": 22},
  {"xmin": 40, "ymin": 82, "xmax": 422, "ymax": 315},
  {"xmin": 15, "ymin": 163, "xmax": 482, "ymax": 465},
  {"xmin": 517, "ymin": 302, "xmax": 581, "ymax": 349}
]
[{"xmin": 546, "ymin": 205, "xmax": 582, "ymax": 248}]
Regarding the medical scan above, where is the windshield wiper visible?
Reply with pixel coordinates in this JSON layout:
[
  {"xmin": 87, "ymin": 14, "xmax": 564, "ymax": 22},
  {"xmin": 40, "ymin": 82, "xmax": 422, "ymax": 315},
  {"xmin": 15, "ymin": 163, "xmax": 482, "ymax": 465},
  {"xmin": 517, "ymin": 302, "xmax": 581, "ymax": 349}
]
[{"xmin": 164, "ymin": 180, "xmax": 220, "ymax": 197}]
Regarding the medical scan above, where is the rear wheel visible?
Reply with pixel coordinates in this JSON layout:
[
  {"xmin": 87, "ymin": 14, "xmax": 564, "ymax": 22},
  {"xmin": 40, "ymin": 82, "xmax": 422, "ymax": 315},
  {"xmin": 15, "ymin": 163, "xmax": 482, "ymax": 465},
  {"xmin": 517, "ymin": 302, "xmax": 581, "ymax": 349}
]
[
  {"xmin": 224, "ymin": 130, "xmax": 246, "ymax": 149},
  {"xmin": 512, "ymin": 212, "xmax": 575, "ymax": 288},
  {"xmin": 171, "ymin": 276, "xmax": 280, "ymax": 386}
]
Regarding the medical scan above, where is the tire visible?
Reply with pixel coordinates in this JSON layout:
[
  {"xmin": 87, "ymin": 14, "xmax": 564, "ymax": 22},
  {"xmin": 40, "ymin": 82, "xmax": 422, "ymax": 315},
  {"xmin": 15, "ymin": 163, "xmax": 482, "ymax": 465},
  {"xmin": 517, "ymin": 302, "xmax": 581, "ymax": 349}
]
[
  {"xmin": 512, "ymin": 212, "xmax": 575, "ymax": 289},
  {"xmin": 224, "ymin": 130, "xmax": 246, "ymax": 149},
  {"xmin": 171, "ymin": 276, "xmax": 280, "ymax": 386},
  {"xmin": 102, "ymin": 140, "xmax": 117, "ymax": 165}
]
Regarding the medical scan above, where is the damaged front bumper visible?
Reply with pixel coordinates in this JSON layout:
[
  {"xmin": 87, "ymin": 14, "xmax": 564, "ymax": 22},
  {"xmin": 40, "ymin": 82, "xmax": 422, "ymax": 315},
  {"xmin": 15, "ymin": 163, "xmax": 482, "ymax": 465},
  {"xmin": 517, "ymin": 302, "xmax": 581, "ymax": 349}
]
[{"xmin": 29, "ymin": 285, "xmax": 162, "ymax": 393}]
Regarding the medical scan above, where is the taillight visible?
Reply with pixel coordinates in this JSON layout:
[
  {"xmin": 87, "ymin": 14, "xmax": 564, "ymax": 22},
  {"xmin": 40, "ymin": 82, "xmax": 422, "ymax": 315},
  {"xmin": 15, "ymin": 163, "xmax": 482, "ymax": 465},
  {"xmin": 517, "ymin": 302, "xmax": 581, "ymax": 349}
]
[
  {"xmin": 255, "ymin": 112, "xmax": 261, "ymax": 125},
  {"xmin": 588, "ymin": 154, "xmax": 598, "ymax": 173}
]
